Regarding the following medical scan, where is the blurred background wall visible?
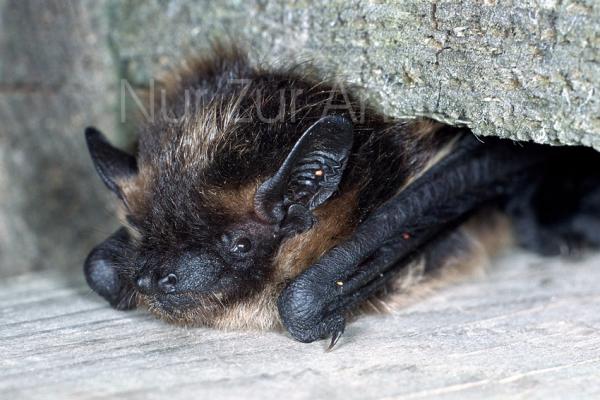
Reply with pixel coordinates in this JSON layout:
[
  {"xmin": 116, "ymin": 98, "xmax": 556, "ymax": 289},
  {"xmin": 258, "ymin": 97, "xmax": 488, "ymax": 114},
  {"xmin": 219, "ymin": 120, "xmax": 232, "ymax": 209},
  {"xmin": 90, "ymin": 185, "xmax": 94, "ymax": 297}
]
[{"xmin": 0, "ymin": 0, "xmax": 598, "ymax": 277}]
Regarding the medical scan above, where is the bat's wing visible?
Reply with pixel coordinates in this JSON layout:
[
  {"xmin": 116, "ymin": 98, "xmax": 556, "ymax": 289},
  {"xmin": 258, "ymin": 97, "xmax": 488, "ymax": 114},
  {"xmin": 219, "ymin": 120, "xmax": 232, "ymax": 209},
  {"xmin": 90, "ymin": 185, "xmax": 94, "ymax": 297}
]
[
  {"xmin": 84, "ymin": 227, "xmax": 137, "ymax": 310},
  {"xmin": 277, "ymin": 134, "xmax": 553, "ymax": 346}
]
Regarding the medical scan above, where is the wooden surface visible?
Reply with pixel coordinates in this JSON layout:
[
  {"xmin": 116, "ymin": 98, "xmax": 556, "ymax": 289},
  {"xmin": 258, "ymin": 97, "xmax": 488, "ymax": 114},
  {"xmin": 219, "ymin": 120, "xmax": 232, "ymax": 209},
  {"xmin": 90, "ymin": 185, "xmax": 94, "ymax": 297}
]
[{"xmin": 1, "ymin": 250, "xmax": 600, "ymax": 399}]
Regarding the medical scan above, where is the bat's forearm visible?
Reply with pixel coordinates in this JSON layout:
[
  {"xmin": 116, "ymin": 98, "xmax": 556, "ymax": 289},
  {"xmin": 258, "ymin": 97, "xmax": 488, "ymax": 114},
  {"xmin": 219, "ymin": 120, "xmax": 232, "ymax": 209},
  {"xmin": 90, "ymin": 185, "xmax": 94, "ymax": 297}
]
[{"xmin": 278, "ymin": 134, "xmax": 552, "ymax": 344}]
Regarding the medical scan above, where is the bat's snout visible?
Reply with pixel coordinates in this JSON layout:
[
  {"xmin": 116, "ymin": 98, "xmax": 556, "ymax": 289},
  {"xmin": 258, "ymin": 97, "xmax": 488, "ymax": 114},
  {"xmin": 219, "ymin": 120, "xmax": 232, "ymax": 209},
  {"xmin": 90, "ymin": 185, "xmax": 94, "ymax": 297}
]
[{"xmin": 134, "ymin": 250, "xmax": 224, "ymax": 296}]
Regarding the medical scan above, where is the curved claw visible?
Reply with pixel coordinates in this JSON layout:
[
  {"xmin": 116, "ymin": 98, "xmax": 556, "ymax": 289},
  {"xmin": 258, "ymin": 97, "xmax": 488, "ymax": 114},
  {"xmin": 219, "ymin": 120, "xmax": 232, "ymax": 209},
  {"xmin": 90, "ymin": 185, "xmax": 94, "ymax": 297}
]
[{"xmin": 327, "ymin": 325, "xmax": 345, "ymax": 351}]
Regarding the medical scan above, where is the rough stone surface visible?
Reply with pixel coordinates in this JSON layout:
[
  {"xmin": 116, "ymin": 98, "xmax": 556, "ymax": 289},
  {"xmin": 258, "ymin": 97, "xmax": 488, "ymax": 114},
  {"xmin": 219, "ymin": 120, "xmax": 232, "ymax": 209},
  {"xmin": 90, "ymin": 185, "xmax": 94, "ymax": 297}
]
[
  {"xmin": 2, "ymin": 251, "xmax": 600, "ymax": 399},
  {"xmin": 0, "ymin": 0, "xmax": 120, "ymax": 276},
  {"xmin": 110, "ymin": 0, "xmax": 600, "ymax": 149}
]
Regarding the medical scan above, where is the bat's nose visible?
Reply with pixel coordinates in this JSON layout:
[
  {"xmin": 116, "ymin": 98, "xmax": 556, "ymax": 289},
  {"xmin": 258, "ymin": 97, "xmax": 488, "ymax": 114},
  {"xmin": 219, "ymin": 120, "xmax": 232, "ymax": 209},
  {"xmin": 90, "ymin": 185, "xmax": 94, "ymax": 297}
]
[
  {"xmin": 135, "ymin": 272, "xmax": 178, "ymax": 295},
  {"xmin": 157, "ymin": 273, "xmax": 178, "ymax": 294},
  {"xmin": 135, "ymin": 274, "xmax": 154, "ymax": 294}
]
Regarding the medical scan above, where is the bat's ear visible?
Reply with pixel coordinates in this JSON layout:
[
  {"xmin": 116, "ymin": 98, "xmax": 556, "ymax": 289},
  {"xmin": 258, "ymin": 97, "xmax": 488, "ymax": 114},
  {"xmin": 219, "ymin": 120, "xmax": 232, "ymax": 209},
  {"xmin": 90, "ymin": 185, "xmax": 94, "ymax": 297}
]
[
  {"xmin": 254, "ymin": 115, "xmax": 353, "ymax": 232},
  {"xmin": 85, "ymin": 127, "xmax": 137, "ymax": 201}
]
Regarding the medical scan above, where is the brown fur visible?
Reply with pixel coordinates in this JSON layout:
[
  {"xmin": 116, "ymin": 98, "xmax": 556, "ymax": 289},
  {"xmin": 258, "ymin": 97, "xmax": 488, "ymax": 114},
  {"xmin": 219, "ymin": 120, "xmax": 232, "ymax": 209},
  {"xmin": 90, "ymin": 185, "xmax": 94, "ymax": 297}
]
[
  {"xmin": 108, "ymin": 46, "xmax": 500, "ymax": 332},
  {"xmin": 210, "ymin": 188, "xmax": 360, "ymax": 330},
  {"xmin": 273, "ymin": 188, "xmax": 360, "ymax": 280},
  {"xmin": 136, "ymin": 187, "xmax": 361, "ymax": 331},
  {"xmin": 382, "ymin": 210, "xmax": 513, "ymax": 312}
]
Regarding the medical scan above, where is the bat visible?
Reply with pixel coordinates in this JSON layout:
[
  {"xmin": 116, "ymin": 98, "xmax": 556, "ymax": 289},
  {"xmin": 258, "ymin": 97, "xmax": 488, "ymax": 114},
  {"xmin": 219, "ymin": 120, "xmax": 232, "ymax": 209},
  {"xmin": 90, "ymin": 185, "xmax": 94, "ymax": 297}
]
[{"xmin": 83, "ymin": 46, "xmax": 600, "ymax": 348}]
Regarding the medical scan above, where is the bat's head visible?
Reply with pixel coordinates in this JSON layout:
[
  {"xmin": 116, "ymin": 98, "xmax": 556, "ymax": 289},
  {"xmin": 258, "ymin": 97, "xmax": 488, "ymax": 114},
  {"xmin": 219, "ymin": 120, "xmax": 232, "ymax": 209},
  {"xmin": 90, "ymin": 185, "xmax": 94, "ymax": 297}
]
[{"xmin": 84, "ymin": 114, "xmax": 359, "ymax": 329}]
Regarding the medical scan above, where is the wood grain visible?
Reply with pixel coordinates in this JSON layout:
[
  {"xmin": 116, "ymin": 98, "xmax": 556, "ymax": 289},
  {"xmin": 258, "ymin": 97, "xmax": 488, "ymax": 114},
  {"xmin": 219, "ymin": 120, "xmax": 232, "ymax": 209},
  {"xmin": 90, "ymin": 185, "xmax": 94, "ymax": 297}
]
[{"xmin": 1, "ymin": 250, "xmax": 599, "ymax": 399}]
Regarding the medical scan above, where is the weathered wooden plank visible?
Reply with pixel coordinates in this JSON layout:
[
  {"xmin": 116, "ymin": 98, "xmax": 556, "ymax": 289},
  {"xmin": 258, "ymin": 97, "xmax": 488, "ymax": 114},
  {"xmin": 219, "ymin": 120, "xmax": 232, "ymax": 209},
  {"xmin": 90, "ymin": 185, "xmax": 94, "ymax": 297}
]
[{"xmin": 1, "ymin": 251, "xmax": 600, "ymax": 399}]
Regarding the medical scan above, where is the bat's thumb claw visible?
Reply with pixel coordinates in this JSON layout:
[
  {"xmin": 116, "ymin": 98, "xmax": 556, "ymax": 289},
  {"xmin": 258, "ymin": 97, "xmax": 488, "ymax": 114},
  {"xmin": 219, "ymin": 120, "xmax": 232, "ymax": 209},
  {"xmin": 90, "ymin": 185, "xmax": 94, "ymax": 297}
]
[{"xmin": 327, "ymin": 325, "xmax": 345, "ymax": 351}]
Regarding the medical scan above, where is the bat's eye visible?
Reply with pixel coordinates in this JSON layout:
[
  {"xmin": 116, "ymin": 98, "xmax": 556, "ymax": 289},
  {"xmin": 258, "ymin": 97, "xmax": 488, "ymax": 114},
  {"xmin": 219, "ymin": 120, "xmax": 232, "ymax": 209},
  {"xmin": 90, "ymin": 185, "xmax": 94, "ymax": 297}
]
[{"xmin": 231, "ymin": 237, "xmax": 252, "ymax": 254}]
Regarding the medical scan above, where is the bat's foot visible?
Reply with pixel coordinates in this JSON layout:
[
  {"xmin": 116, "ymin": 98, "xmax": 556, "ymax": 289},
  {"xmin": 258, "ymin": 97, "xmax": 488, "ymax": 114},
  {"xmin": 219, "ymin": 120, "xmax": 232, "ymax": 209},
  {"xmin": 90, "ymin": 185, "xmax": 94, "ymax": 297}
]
[{"xmin": 277, "ymin": 279, "xmax": 346, "ymax": 345}]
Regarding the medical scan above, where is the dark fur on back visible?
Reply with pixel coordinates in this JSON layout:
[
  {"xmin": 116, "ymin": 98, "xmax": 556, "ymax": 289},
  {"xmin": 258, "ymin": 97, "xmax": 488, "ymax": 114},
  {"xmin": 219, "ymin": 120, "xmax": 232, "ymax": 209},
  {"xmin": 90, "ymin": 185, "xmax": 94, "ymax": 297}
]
[{"xmin": 134, "ymin": 47, "xmax": 453, "ymax": 214}]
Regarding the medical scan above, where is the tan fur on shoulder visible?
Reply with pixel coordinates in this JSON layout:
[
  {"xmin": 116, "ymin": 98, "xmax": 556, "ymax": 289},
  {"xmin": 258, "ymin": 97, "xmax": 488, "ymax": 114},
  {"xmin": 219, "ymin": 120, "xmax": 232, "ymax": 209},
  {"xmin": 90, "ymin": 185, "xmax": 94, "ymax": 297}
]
[
  {"xmin": 378, "ymin": 210, "xmax": 513, "ymax": 312},
  {"xmin": 273, "ymin": 188, "xmax": 360, "ymax": 281}
]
